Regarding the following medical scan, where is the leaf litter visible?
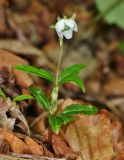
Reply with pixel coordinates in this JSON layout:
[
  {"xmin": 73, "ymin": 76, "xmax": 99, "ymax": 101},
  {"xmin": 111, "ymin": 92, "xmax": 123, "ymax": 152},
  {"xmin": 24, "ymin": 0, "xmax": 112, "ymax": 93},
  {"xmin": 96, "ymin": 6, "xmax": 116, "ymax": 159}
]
[{"xmin": 0, "ymin": 0, "xmax": 124, "ymax": 160}]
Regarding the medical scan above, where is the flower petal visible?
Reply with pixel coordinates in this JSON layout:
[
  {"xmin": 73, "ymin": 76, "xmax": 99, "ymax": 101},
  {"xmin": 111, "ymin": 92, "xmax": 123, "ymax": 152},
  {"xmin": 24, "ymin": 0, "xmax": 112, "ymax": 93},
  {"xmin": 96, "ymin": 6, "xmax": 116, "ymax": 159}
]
[
  {"xmin": 63, "ymin": 29, "xmax": 73, "ymax": 39},
  {"xmin": 57, "ymin": 32, "xmax": 63, "ymax": 38},
  {"xmin": 55, "ymin": 19, "xmax": 65, "ymax": 33},
  {"xmin": 54, "ymin": 16, "xmax": 78, "ymax": 39},
  {"xmin": 65, "ymin": 19, "xmax": 78, "ymax": 32},
  {"xmin": 65, "ymin": 19, "xmax": 74, "ymax": 28},
  {"xmin": 73, "ymin": 21, "xmax": 78, "ymax": 32}
]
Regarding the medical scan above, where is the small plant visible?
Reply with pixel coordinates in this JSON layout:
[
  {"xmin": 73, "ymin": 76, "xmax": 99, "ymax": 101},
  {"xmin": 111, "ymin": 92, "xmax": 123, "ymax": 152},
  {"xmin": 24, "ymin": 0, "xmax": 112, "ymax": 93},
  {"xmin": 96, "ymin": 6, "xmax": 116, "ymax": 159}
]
[{"xmin": 14, "ymin": 14, "xmax": 98, "ymax": 134}]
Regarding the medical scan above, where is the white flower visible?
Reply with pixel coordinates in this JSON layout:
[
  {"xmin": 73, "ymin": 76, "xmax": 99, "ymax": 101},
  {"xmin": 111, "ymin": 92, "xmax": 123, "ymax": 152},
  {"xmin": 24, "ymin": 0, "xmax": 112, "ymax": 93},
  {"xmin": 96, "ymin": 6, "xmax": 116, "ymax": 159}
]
[{"xmin": 55, "ymin": 18, "xmax": 78, "ymax": 39}]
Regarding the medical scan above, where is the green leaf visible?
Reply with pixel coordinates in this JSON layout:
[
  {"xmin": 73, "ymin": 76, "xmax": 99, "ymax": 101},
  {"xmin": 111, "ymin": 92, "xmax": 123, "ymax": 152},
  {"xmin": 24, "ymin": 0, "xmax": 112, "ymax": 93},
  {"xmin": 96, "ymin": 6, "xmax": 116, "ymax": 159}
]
[
  {"xmin": 62, "ymin": 104, "xmax": 98, "ymax": 115},
  {"xmin": 13, "ymin": 94, "xmax": 34, "ymax": 101},
  {"xmin": 14, "ymin": 65, "xmax": 54, "ymax": 82},
  {"xmin": 95, "ymin": 0, "xmax": 124, "ymax": 29},
  {"xmin": 49, "ymin": 114, "xmax": 63, "ymax": 134},
  {"xmin": 60, "ymin": 75, "xmax": 85, "ymax": 92},
  {"xmin": 119, "ymin": 41, "xmax": 124, "ymax": 54},
  {"xmin": 58, "ymin": 113, "xmax": 73, "ymax": 124},
  {"xmin": 0, "ymin": 88, "xmax": 6, "ymax": 98},
  {"xmin": 30, "ymin": 87, "xmax": 50, "ymax": 112},
  {"xmin": 58, "ymin": 64, "xmax": 85, "ymax": 84}
]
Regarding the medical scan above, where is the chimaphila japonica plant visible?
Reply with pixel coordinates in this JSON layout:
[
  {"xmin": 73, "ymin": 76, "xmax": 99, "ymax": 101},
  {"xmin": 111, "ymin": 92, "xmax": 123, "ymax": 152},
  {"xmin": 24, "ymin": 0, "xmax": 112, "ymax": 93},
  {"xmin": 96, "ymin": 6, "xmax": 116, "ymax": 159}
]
[{"xmin": 14, "ymin": 14, "xmax": 98, "ymax": 134}]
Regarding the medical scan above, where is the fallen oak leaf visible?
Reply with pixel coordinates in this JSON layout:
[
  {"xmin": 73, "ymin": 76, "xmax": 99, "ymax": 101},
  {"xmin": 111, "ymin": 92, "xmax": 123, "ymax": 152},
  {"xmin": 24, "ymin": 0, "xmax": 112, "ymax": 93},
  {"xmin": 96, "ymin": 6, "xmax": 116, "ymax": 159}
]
[
  {"xmin": 0, "ymin": 49, "xmax": 33, "ymax": 88},
  {"xmin": 65, "ymin": 109, "xmax": 115, "ymax": 160},
  {"xmin": 58, "ymin": 99, "xmax": 116, "ymax": 160}
]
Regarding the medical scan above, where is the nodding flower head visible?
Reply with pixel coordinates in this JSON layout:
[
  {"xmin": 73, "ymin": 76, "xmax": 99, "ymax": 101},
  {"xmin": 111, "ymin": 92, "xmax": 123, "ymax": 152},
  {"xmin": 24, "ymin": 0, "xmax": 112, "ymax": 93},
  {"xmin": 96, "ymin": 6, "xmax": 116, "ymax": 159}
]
[{"xmin": 51, "ymin": 14, "xmax": 78, "ymax": 40}]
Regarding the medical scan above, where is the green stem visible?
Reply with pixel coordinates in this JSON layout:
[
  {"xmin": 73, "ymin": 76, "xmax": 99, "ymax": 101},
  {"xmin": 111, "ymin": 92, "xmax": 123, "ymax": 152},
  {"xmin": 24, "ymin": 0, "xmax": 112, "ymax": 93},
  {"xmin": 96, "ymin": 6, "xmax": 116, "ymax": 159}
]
[
  {"xmin": 51, "ymin": 40, "xmax": 64, "ymax": 114},
  {"xmin": 55, "ymin": 43, "xmax": 63, "ymax": 86}
]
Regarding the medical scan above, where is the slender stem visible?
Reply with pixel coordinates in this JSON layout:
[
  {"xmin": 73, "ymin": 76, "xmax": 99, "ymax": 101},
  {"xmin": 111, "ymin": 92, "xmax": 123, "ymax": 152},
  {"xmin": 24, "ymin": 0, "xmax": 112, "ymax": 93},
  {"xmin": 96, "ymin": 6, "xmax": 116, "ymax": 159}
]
[
  {"xmin": 55, "ymin": 44, "xmax": 63, "ymax": 86},
  {"xmin": 51, "ymin": 41, "xmax": 64, "ymax": 114}
]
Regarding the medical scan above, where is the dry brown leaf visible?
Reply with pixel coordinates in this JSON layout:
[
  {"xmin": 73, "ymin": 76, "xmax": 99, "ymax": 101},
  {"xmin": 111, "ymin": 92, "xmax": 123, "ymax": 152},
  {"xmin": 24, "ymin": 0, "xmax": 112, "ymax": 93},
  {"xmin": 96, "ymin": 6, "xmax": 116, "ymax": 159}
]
[
  {"xmin": 57, "ymin": 99, "xmax": 115, "ymax": 160},
  {"xmin": 0, "ymin": 97, "xmax": 30, "ymax": 135},
  {"xmin": 52, "ymin": 133, "xmax": 77, "ymax": 159},
  {"xmin": 0, "ymin": 97, "xmax": 16, "ymax": 130},
  {"xmin": 0, "ymin": 154, "xmax": 30, "ymax": 160},
  {"xmin": 65, "ymin": 109, "xmax": 115, "ymax": 160},
  {"xmin": 0, "ymin": 40, "xmax": 42, "ymax": 56},
  {"xmin": 30, "ymin": 112, "xmax": 48, "ymax": 136},
  {"xmin": 113, "ymin": 53, "xmax": 124, "ymax": 77},
  {"xmin": 115, "ymin": 152, "xmax": 124, "ymax": 160},
  {"xmin": 103, "ymin": 77, "xmax": 124, "ymax": 96},
  {"xmin": 0, "ymin": 128, "xmax": 43, "ymax": 155},
  {"xmin": 0, "ymin": 49, "xmax": 33, "ymax": 88},
  {"xmin": 111, "ymin": 121, "xmax": 124, "ymax": 160},
  {"xmin": 111, "ymin": 121, "xmax": 124, "ymax": 152},
  {"xmin": 6, "ymin": 1, "xmax": 55, "ymax": 45},
  {"xmin": 0, "ymin": 153, "xmax": 65, "ymax": 160},
  {"xmin": 0, "ymin": 40, "xmax": 53, "ymax": 69},
  {"xmin": 0, "ymin": 5, "xmax": 7, "ymax": 34},
  {"xmin": 24, "ymin": 136, "xmax": 43, "ymax": 155},
  {"xmin": 0, "ymin": 138, "xmax": 10, "ymax": 154},
  {"xmin": 0, "ymin": 129, "xmax": 31, "ymax": 154},
  {"xmin": 10, "ymin": 101, "xmax": 30, "ymax": 136}
]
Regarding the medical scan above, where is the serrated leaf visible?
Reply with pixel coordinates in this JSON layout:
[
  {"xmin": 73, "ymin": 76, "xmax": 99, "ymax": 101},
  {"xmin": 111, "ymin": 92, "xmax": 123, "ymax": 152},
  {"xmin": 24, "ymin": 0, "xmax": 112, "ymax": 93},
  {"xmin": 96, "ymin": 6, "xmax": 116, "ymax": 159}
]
[
  {"xmin": 95, "ymin": 0, "xmax": 124, "ymax": 29},
  {"xmin": 0, "ymin": 88, "xmax": 6, "ymax": 98},
  {"xmin": 30, "ymin": 87, "xmax": 50, "ymax": 112},
  {"xmin": 58, "ymin": 113, "xmax": 73, "ymax": 124},
  {"xmin": 13, "ymin": 94, "xmax": 34, "ymax": 101},
  {"xmin": 58, "ymin": 64, "xmax": 85, "ymax": 84},
  {"xmin": 49, "ymin": 114, "xmax": 63, "ymax": 134},
  {"xmin": 14, "ymin": 65, "xmax": 54, "ymax": 82},
  {"xmin": 62, "ymin": 104, "xmax": 98, "ymax": 115}
]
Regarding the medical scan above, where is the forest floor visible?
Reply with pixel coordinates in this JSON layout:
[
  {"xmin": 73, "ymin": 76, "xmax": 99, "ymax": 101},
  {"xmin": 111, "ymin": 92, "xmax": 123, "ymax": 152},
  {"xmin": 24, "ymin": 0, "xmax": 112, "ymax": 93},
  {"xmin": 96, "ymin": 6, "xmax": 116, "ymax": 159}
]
[{"xmin": 0, "ymin": 0, "xmax": 124, "ymax": 160}]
